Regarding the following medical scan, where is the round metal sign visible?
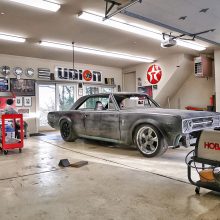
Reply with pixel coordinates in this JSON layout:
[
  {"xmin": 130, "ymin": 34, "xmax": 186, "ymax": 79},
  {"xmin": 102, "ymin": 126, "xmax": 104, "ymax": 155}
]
[
  {"xmin": 147, "ymin": 64, "xmax": 162, "ymax": 84},
  {"xmin": 83, "ymin": 70, "xmax": 92, "ymax": 81}
]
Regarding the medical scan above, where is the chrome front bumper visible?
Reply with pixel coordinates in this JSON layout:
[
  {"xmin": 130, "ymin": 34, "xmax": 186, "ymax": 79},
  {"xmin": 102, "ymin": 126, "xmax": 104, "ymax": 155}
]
[{"xmin": 174, "ymin": 134, "xmax": 197, "ymax": 148}]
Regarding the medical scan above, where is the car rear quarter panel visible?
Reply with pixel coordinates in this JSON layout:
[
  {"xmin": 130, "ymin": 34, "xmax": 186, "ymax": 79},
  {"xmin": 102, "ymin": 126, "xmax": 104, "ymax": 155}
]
[{"xmin": 48, "ymin": 111, "xmax": 83, "ymax": 134}]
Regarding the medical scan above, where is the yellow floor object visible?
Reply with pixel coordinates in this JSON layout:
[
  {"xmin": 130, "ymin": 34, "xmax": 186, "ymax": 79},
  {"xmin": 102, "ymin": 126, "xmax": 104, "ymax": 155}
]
[{"xmin": 199, "ymin": 169, "xmax": 215, "ymax": 182}]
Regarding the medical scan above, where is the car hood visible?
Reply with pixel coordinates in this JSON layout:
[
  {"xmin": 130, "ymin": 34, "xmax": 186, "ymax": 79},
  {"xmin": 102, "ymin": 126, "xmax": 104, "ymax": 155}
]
[{"xmin": 123, "ymin": 108, "xmax": 220, "ymax": 119}]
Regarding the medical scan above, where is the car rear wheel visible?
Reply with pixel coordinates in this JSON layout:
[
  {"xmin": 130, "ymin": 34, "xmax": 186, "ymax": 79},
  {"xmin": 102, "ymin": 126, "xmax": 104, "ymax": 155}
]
[
  {"xmin": 134, "ymin": 124, "xmax": 168, "ymax": 158},
  {"xmin": 60, "ymin": 120, "xmax": 77, "ymax": 142}
]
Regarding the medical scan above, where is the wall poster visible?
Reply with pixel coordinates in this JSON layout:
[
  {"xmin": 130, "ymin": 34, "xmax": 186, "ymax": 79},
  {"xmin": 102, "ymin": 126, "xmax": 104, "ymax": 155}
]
[
  {"xmin": 15, "ymin": 97, "xmax": 23, "ymax": 107},
  {"xmin": 138, "ymin": 86, "xmax": 153, "ymax": 98},
  {"xmin": 10, "ymin": 79, "xmax": 35, "ymax": 96},
  {"xmin": 24, "ymin": 97, "xmax": 32, "ymax": 107}
]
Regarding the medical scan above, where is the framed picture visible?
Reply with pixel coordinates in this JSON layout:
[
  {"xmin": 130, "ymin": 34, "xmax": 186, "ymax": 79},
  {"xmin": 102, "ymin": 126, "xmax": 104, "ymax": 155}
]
[
  {"xmin": 24, "ymin": 97, "xmax": 32, "ymax": 107},
  {"xmin": 153, "ymin": 85, "xmax": 158, "ymax": 89},
  {"xmin": 138, "ymin": 86, "xmax": 153, "ymax": 98},
  {"xmin": 0, "ymin": 77, "xmax": 9, "ymax": 91},
  {"xmin": 137, "ymin": 77, "xmax": 142, "ymax": 87},
  {"xmin": 10, "ymin": 79, "xmax": 35, "ymax": 96},
  {"xmin": 15, "ymin": 97, "xmax": 23, "ymax": 107},
  {"xmin": 118, "ymin": 85, "xmax": 121, "ymax": 92},
  {"xmin": 17, "ymin": 108, "xmax": 30, "ymax": 117}
]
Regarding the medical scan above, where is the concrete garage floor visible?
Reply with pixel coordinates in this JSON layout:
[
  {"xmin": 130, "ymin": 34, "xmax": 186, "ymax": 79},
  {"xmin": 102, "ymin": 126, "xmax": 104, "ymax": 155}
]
[{"xmin": 0, "ymin": 132, "xmax": 220, "ymax": 220}]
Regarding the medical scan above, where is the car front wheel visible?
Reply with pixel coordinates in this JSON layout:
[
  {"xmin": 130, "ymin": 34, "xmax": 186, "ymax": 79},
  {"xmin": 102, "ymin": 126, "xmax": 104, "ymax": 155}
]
[
  {"xmin": 134, "ymin": 124, "xmax": 168, "ymax": 158},
  {"xmin": 60, "ymin": 120, "xmax": 77, "ymax": 142}
]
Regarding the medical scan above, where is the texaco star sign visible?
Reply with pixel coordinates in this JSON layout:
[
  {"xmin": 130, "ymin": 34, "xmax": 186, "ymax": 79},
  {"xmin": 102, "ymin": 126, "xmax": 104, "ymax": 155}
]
[{"xmin": 147, "ymin": 64, "xmax": 162, "ymax": 84}]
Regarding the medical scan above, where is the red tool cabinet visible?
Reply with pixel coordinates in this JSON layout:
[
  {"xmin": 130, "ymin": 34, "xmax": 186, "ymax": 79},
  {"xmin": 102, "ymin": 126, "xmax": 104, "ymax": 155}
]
[{"xmin": 1, "ymin": 114, "xmax": 24, "ymax": 155}]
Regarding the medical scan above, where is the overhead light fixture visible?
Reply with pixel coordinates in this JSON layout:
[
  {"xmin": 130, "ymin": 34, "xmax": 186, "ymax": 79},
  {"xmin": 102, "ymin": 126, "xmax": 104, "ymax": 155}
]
[
  {"xmin": 0, "ymin": 33, "xmax": 26, "ymax": 42},
  {"xmin": 176, "ymin": 40, "xmax": 206, "ymax": 51},
  {"xmin": 78, "ymin": 11, "xmax": 162, "ymax": 40},
  {"xmin": 39, "ymin": 41, "xmax": 155, "ymax": 63},
  {"xmin": 78, "ymin": 11, "xmax": 206, "ymax": 51},
  {"xmin": 8, "ymin": 0, "xmax": 61, "ymax": 12}
]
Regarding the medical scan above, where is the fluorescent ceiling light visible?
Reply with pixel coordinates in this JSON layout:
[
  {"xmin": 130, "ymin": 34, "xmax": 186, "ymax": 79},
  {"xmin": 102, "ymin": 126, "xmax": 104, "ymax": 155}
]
[
  {"xmin": 78, "ymin": 11, "xmax": 162, "ymax": 40},
  {"xmin": 40, "ymin": 41, "xmax": 155, "ymax": 63},
  {"xmin": 176, "ymin": 39, "xmax": 206, "ymax": 51},
  {"xmin": 0, "ymin": 33, "xmax": 26, "ymax": 42},
  {"xmin": 78, "ymin": 11, "xmax": 206, "ymax": 51},
  {"xmin": 8, "ymin": 0, "xmax": 60, "ymax": 12}
]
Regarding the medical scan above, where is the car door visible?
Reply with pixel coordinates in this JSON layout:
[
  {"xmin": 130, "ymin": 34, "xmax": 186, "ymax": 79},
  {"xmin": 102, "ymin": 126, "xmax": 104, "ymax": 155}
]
[
  {"xmin": 98, "ymin": 96, "xmax": 120, "ymax": 140},
  {"xmin": 83, "ymin": 95, "xmax": 120, "ymax": 140},
  {"xmin": 84, "ymin": 110, "xmax": 102, "ymax": 137}
]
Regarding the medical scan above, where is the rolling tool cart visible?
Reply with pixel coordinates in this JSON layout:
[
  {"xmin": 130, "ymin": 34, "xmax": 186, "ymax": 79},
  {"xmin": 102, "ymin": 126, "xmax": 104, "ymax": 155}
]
[
  {"xmin": 186, "ymin": 129, "xmax": 220, "ymax": 194},
  {"xmin": 0, "ymin": 114, "xmax": 24, "ymax": 155}
]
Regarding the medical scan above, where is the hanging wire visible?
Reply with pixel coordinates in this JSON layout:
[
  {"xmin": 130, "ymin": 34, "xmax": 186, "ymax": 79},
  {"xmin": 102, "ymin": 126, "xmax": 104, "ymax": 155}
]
[{"xmin": 72, "ymin": 42, "xmax": 75, "ymax": 71}]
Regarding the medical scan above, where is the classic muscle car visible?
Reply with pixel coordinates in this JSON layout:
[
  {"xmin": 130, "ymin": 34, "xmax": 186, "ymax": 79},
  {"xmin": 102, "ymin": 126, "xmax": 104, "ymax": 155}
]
[{"xmin": 48, "ymin": 93, "xmax": 220, "ymax": 157}]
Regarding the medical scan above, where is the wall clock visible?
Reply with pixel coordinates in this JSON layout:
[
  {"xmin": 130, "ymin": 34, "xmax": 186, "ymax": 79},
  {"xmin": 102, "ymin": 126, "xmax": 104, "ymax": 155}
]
[
  {"xmin": 25, "ymin": 68, "xmax": 34, "ymax": 77},
  {"xmin": 0, "ymin": 66, "xmax": 10, "ymax": 77},
  {"xmin": 13, "ymin": 67, "xmax": 23, "ymax": 79}
]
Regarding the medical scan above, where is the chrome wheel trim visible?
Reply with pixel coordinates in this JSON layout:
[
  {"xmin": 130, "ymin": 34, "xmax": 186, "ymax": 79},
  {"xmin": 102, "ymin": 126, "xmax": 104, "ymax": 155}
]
[{"xmin": 136, "ymin": 126, "xmax": 159, "ymax": 155}]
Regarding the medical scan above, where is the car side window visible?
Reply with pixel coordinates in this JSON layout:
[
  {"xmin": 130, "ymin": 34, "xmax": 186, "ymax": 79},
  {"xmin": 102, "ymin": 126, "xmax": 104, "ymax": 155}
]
[
  {"xmin": 144, "ymin": 98, "xmax": 157, "ymax": 108},
  {"xmin": 108, "ymin": 97, "xmax": 117, "ymax": 111},
  {"xmin": 78, "ymin": 97, "xmax": 109, "ymax": 110}
]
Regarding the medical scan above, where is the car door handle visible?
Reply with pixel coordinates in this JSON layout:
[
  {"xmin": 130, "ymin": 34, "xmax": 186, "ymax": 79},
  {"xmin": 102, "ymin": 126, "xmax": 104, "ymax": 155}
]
[{"xmin": 84, "ymin": 114, "xmax": 88, "ymax": 118}]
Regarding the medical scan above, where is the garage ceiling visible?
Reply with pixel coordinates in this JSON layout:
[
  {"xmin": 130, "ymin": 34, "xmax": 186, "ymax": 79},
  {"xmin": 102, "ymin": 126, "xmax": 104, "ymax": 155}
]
[
  {"xmin": 0, "ymin": 0, "xmax": 218, "ymax": 68},
  {"xmin": 125, "ymin": 0, "xmax": 220, "ymax": 45}
]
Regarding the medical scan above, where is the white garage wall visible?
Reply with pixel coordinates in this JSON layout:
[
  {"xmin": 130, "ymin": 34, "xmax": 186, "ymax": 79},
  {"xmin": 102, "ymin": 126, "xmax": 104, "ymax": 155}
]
[
  {"xmin": 0, "ymin": 54, "xmax": 122, "ymax": 133},
  {"xmin": 153, "ymin": 54, "xmax": 192, "ymax": 107},
  {"xmin": 214, "ymin": 50, "xmax": 220, "ymax": 112},
  {"xmin": 123, "ymin": 54, "xmax": 187, "ymax": 99},
  {"xmin": 0, "ymin": 54, "xmax": 122, "ymax": 84},
  {"xmin": 169, "ymin": 74, "xmax": 215, "ymax": 109},
  {"xmin": 122, "ymin": 63, "xmax": 150, "ymax": 90},
  {"xmin": 123, "ymin": 53, "xmax": 214, "ymax": 109}
]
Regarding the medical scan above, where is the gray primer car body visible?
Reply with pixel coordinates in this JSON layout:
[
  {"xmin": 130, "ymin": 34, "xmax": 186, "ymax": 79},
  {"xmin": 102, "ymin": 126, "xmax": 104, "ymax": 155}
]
[{"xmin": 48, "ymin": 93, "xmax": 220, "ymax": 157}]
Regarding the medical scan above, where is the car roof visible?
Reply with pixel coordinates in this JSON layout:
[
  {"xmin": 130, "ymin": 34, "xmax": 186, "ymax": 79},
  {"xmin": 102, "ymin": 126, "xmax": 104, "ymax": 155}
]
[
  {"xmin": 71, "ymin": 92, "xmax": 158, "ymax": 110},
  {"xmin": 83, "ymin": 92, "xmax": 149, "ymax": 98}
]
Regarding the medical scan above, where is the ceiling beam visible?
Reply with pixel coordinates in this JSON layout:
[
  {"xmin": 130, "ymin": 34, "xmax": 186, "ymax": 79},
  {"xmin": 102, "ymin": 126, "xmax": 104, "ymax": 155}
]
[
  {"xmin": 122, "ymin": 10, "xmax": 220, "ymax": 46},
  {"xmin": 103, "ymin": 0, "xmax": 142, "ymax": 21}
]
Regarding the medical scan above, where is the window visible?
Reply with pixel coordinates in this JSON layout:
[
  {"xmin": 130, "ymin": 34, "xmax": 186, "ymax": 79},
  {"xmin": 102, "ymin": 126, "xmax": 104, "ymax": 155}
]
[
  {"xmin": 57, "ymin": 85, "xmax": 75, "ymax": 111},
  {"xmin": 144, "ymin": 98, "xmax": 156, "ymax": 108},
  {"xmin": 101, "ymin": 87, "xmax": 114, "ymax": 93},
  {"xmin": 78, "ymin": 96, "xmax": 109, "ymax": 110},
  {"xmin": 116, "ymin": 95, "xmax": 159, "ymax": 110},
  {"xmin": 38, "ymin": 83, "xmax": 77, "ymax": 130},
  {"xmin": 85, "ymin": 86, "xmax": 99, "ymax": 95},
  {"xmin": 39, "ymin": 84, "xmax": 56, "ymax": 127}
]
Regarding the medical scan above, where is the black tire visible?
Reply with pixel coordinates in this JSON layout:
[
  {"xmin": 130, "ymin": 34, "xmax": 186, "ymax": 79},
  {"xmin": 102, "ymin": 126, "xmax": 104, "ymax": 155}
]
[
  {"xmin": 195, "ymin": 187, "xmax": 200, "ymax": 195},
  {"xmin": 134, "ymin": 124, "xmax": 168, "ymax": 158},
  {"xmin": 60, "ymin": 120, "xmax": 77, "ymax": 142},
  {"xmin": 19, "ymin": 148, "xmax": 22, "ymax": 153},
  {"xmin": 3, "ymin": 150, "xmax": 8, "ymax": 155}
]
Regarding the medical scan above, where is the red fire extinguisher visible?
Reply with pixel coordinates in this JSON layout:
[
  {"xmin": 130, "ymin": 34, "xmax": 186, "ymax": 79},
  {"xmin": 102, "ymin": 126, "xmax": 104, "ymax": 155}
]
[{"xmin": 210, "ymin": 96, "xmax": 214, "ymax": 106}]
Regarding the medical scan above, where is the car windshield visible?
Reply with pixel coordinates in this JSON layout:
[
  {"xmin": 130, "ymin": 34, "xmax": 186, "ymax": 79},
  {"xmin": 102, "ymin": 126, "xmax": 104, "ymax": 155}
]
[{"xmin": 115, "ymin": 94, "xmax": 159, "ymax": 110}]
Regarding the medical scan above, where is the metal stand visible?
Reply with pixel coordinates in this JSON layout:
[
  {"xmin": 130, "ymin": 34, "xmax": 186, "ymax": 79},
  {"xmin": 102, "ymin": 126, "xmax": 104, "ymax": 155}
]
[{"xmin": 187, "ymin": 156, "xmax": 220, "ymax": 194}]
